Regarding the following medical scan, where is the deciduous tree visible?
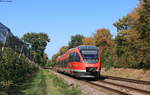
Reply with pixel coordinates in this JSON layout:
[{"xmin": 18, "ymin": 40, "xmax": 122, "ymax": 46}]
[
  {"xmin": 68, "ymin": 34, "xmax": 84, "ymax": 48},
  {"xmin": 82, "ymin": 37, "xmax": 95, "ymax": 45},
  {"xmin": 22, "ymin": 33, "xmax": 50, "ymax": 65}
]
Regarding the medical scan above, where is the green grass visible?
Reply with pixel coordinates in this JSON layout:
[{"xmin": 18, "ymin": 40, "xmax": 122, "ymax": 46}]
[{"xmin": 22, "ymin": 69, "xmax": 80, "ymax": 95}]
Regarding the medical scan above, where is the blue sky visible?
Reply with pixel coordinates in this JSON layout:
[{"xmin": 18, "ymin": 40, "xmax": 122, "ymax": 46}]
[{"xmin": 0, "ymin": 0, "xmax": 139, "ymax": 58}]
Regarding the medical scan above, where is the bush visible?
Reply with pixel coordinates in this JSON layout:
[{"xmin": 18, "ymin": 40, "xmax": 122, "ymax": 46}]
[{"xmin": 0, "ymin": 47, "xmax": 38, "ymax": 94}]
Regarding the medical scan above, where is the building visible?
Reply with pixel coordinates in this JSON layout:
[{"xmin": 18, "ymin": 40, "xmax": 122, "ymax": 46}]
[{"xmin": 0, "ymin": 22, "xmax": 13, "ymax": 45}]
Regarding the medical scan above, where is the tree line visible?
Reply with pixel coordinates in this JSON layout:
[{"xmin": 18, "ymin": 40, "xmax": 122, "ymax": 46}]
[{"xmin": 49, "ymin": 0, "xmax": 150, "ymax": 69}]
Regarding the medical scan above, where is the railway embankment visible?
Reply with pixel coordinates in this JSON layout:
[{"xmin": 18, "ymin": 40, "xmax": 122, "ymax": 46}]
[{"xmin": 49, "ymin": 68, "xmax": 150, "ymax": 95}]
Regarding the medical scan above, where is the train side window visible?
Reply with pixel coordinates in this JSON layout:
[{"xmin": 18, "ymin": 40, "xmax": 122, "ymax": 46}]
[
  {"xmin": 66, "ymin": 58, "xmax": 69, "ymax": 63},
  {"xmin": 74, "ymin": 52, "xmax": 80, "ymax": 62},
  {"xmin": 64, "ymin": 59, "xmax": 66, "ymax": 67},
  {"xmin": 69, "ymin": 52, "xmax": 80, "ymax": 62},
  {"xmin": 69, "ymin": 53, "xmax": 74, "ymax": 62}
]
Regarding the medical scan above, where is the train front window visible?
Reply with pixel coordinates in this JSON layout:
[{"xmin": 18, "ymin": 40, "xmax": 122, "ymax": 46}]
[{"xmin": 81, "ymin": 50, "xmax": 98, "ymax": 63}]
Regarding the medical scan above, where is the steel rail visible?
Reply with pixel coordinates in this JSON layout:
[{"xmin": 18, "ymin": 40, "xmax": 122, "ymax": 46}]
[
  {"xmin": 102, "ymin": 75, "xmax": 150, "ymax": 85},
  {"xmin": 49, "ymin": 69, "xmax": 130, "ymax": 95},
  {"xmin": 97, "ymin": 80, "xmax": 150, "ymax": 95},
  {"xmin": 85, "ymin": 81, "xmax": 130, "ymax": 95},
  {"xmin": 48, "ymin": 69, "xmax": 150, "ymax": 95}
]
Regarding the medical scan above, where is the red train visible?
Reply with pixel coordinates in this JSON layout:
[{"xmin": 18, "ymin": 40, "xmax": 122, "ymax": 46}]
[{"xmin": 55, "ymin": 45, "xmax": 102, "ymax": 78}]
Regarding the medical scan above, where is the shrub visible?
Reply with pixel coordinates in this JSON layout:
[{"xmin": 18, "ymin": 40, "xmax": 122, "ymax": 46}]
[{"xmin": 0, "ymin": 47, "xmax": 38, "ymax": 94}]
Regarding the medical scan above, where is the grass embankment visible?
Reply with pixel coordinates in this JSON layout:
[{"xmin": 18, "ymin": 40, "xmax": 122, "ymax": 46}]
[
  {"xmin": 101, "ymin": 68, "xmax": 150, "ymax": 81},
  {"xmin": 23, "ymin": 69, "xmax": 80, "ymax": 95}
]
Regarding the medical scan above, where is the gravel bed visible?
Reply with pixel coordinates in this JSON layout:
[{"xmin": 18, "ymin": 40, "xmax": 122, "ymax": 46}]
[
  {"xmin": 48, "ymin": 70, "xmax": 122, "ymax": 95},
  {"xmin": 93, "ymin": 81, "xmax": 143, "ymax": 95},
  {"xmin": 105, "ymin": 79, "xmax": 150, "ymax": 92}
]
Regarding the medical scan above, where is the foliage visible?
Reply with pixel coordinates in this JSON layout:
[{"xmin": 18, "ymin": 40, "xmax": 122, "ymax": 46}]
[
  {"xmin": 93, "ymin": 28, "xmax": 115, "ymax": 69},
  {"xmin": 68, "ymin": 34, "xmax": 84, "ymax": 49},
  {"xmin": 0, "ymin": 47, "xmax": 38, "ymax": 94},
  {"xmin": 59, "ymin": 46, "xmax": 69, "ymax": 55},
  {"xmin": 94, "ymin": 28, "xmax": 114, "ymax": 48},
  {"xmin": 82, "ymin": 37, "xmax": 95, "ymax": 45},
  {"xmin": 113, "ymin": 0, "xmax": 150, "ymax": 69},
  {"xmin": 139, "ymin": 0, "xmax": 150, "ymax": 43},
  {"xmin": 22, "ymin": 32, "xmax": 50, "ymax": 66},
  {"xmin": 22, "ymin": 33, "xmax": 50, "ymax": 53},
  {"xmin": 113, "ymin": 16, "xmax": 129, "ymax": 32}
]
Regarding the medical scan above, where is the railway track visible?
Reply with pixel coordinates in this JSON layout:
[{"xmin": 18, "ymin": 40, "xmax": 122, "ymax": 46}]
[
  {"xmin": 83, "ymin": 78, "xmax": 150, "ymax": 95},
  {"xmin": 95, "ymin": 80, "xmax": 150, "ymax": 95},
  {"xmin": 47, "ymin": 69, "xmax": 150, "ymax": 95},
  {"xmin": 88, "ymin": 75, "xmax": 150, "ymax": 95},
  {"xmin": 102, "ymin": 75, "xmax": 150, "ymax": 85},
  {"xmin": 84, "ymin": 80, "xmax": 129, "ymax": 95},
  {"xmin": 49, "ymin": 69, "xmax": 128, "ymax": 95}
]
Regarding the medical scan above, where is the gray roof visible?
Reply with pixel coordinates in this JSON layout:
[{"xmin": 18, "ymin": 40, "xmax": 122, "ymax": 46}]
[
  {"xmin": 0, "ymin": 22, "xmax": 13, "ymax": 44},
  {"xmin": 78, "ymin": 45, "xmax": 98, "ymax": 50}
]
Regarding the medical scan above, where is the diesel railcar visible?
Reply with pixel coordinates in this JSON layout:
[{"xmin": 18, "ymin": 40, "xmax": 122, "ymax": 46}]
[{"xmin": 55, "ymin": 45, "xmax": 102, "ymax": 78}]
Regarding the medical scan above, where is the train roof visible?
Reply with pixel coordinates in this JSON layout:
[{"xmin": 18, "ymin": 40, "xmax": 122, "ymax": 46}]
[
  {"xmin": 77, "ymin": 45, "xmax": 98, "ymax": 50},
  {"xmin": 57, "ymin": 45, "xmax": 98, "ymax": 60}
]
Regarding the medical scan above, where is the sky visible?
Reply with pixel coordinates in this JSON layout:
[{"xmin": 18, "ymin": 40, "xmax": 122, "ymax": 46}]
[{"xmin": 0, "ymin": 0, "xmax": 139, "ymax": 58}]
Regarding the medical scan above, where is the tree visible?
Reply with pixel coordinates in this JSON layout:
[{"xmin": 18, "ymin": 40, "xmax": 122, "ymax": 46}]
[
  {"xmin": 50, "ymin": 53, "xmax": 61, "ymax": 66},
  {"xmin": 68, "ymin": 34, "xmax": 84, "ymax": 48},
  {"xmin": 22, "ymin": 32, "xmax": 50, "ymax": 65},
  {"xmin": 113, "ymin": 0, "xmax": 150, "ymax": 68},
  {"xmin": 137, "ymin": 0, "xmax": 150, "ymax": 68},
  {"xmin": 139, "ymin": 0, "xmax": 150, "ymax": 43},
  {"xmin": 113, "ymin": 9, "xmax": 140, "ymax": 68},
  {"xmin": 22, "ymin": 33, "xmax": 50, "ymax": 53},
  {"xmin": 113, "ymin": 7, "xmax": 140, "ymax": 33},
  {"xmin": 94, "ymin": 28, "xmax": 114, "ymax": 48},
  {"xmin": 93, "ymin": 28, "xmax": 115, "ymax": 70},
  {"xmin": 59, "ymin": 46, "xmax": 69, "ymax": 55},
  {"xmin": 113, "ymin": 16, "xmax": 129, "ymax": 32},
  {"xmin": 82, "ymin": 37, "xmax": 95, "ymax": 45}
]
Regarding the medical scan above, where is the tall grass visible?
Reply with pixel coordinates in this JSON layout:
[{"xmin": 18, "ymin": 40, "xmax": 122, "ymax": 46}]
[{"xmin": 23, "ymin": 69, "xmax": 80, "ymax": 95}]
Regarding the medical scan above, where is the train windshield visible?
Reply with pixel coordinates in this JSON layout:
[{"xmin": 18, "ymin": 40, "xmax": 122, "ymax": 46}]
[{"xmin": 81, "ymin": 50, "xmax": 98, "ymax": 63}]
